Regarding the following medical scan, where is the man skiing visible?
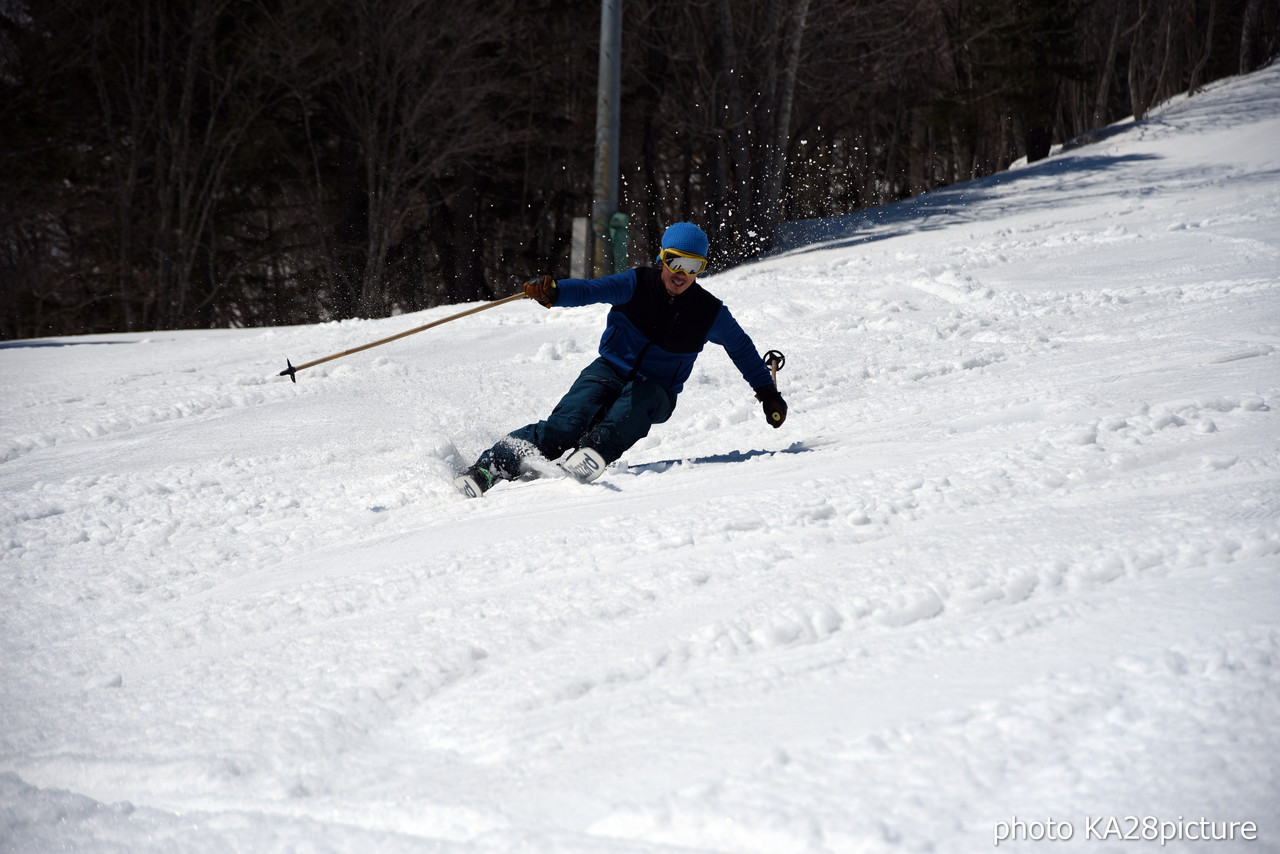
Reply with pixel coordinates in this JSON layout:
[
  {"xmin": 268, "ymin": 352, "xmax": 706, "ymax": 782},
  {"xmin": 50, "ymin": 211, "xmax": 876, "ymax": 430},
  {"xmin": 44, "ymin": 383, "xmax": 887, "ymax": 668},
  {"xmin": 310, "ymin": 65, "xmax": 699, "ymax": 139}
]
[{"xmin": 456, "ymin": 221, "xmax": 787, "ymax": 497}]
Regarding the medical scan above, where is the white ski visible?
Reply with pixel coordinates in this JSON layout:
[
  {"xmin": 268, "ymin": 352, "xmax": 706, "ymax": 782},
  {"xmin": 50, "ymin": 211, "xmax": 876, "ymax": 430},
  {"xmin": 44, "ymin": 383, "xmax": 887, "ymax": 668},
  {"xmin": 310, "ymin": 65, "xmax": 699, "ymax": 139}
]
[
  {"xmin": 454, "ymin": 473, "xmax": 485, "ymax": 499},
  {"xmin": 561, "ymin": 447, "xmax": 607, "ymax": 483},
  {"xmin": 454, "ymin": 447, "xmax": 607, "ymax": 499}
]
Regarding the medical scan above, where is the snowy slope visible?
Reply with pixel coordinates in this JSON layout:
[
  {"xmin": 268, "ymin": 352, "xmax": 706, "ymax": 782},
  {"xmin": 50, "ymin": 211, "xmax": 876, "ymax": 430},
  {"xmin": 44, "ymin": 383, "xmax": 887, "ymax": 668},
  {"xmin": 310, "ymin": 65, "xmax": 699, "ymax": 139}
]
[{"xmin": 2, "ymin": 65, "xmax": 1278, "ymax": 854}]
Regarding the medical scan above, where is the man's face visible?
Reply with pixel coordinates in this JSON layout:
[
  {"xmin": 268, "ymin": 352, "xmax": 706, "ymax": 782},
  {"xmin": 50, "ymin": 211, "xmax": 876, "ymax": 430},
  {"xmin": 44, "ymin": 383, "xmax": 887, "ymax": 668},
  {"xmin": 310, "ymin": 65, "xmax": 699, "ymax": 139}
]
[{"xmin": 660, "ymin": 263, "xmax": 695, "ymax": 297}]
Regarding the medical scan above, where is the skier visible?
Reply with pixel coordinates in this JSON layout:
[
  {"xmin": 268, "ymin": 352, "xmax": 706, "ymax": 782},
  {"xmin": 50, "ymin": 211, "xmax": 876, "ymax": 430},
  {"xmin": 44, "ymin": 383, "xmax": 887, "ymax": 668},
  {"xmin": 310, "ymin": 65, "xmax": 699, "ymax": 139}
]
[{"xmin": 456, "ymin": 221, "xmax": 787, "ymax": 497}]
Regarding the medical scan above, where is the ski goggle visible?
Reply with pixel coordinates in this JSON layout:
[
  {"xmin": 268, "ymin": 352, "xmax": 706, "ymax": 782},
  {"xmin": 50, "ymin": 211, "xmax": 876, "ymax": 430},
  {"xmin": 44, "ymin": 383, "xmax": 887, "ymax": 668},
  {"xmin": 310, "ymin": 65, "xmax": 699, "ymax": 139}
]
[{"xmin": 660, "ymin": 247, "xmax": 707, "ymax": 276}]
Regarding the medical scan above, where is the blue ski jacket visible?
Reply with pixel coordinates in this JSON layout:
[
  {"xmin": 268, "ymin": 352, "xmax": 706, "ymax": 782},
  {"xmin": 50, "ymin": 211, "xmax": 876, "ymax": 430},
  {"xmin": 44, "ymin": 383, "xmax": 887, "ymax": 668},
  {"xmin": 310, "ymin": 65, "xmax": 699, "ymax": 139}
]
[{"xmin": 555, "ymin": 266, "xmax": 774, "ymax": 396}]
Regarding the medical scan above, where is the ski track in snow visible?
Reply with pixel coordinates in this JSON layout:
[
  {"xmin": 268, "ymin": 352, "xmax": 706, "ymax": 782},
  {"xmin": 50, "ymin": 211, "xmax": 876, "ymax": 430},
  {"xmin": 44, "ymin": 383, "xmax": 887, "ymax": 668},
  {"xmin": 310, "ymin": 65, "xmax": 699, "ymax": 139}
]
[{"xmin": 2, "ymin": 66, "xmax": 1279, "ymax": 853}]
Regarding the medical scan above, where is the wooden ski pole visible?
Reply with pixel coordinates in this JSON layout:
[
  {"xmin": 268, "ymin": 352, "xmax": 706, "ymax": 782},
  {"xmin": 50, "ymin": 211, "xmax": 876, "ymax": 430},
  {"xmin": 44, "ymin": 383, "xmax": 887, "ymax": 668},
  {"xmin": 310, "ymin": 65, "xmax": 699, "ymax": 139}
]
[{"xmin": 278, "ymin": 292, "xmax": 527, "ymax": 382}]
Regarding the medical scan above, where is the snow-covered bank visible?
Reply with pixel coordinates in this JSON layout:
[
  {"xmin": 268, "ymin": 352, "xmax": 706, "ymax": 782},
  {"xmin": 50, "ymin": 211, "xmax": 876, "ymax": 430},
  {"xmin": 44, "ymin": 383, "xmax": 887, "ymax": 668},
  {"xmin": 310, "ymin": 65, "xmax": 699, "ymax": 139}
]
[{"xmin": 2, "ymin": 66, "xmax": 1279, "ymax": 853}]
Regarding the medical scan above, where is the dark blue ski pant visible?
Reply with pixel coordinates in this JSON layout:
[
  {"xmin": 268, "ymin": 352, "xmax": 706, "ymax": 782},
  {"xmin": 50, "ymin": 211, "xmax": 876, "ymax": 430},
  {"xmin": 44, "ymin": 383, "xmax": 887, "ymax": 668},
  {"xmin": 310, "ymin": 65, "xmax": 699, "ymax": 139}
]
[{"xmin": 478, "ymin": 358, "xmax": 676, "ymax": 480}]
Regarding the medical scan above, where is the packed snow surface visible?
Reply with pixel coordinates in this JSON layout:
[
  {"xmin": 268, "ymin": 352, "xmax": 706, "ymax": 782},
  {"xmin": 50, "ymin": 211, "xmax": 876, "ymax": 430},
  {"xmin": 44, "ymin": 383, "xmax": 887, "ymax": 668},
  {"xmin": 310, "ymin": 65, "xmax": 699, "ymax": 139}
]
[{"xmin": 3, "ymin": 66, "xmax": 1279, "ymax": 853}]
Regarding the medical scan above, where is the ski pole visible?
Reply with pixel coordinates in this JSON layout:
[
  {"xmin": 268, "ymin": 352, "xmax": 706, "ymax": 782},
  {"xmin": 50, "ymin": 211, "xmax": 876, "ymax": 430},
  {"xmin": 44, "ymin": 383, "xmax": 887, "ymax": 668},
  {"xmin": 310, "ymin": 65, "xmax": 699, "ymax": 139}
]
[
  {"xmin": 278, "ymin": 292, "xmax": 527, "ymax": 382},
  {"xmin": 764, "ymin": 349, "xmax": 786, "ymax": 385},
  {"xmin": 763, "ymin": 349, "xmax": 786, "ymax": 424}
]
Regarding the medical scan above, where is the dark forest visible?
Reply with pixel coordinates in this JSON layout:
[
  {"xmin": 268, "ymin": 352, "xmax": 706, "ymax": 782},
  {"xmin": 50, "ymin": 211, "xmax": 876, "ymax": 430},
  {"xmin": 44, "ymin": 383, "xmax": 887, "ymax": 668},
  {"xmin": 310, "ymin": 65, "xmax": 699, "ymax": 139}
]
[{"xmin": 1, "ymin": 0, "xmax": 1275, "ymax": 339}]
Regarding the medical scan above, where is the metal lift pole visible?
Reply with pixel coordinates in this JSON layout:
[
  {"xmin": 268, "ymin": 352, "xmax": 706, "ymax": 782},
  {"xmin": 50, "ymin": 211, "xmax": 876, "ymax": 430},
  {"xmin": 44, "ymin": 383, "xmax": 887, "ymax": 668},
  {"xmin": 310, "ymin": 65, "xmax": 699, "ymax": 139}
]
[{"xmin": 591, "ymin": 0, "xmax": 622, "ymax": 276}]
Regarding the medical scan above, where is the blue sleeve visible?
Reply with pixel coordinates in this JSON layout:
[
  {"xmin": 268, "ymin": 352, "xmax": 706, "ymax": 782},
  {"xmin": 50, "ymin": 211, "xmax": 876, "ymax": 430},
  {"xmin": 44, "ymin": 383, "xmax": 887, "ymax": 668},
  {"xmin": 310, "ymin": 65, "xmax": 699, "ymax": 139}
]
[
  {"xmin": 708, "ymin": 306, "xmax": 774, "ymax": 389},
  {"xmin": 555, "ymin": 269, "xmax": 637, "ymax": 308}
]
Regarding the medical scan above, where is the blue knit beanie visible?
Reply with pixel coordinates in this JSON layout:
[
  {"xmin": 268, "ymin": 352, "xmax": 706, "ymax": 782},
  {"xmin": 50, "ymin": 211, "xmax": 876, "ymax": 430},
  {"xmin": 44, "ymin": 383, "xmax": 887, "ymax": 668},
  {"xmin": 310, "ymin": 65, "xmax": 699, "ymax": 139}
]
[{"xmin": 660, "ymin": 222, "xmax": 709, "ymax": 260}]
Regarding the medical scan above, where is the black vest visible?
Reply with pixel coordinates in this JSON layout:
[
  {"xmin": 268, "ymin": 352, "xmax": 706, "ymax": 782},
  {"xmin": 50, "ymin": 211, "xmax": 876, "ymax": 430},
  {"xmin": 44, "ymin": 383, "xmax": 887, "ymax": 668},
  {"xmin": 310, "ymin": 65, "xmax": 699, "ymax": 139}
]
[{"xmin": 615, "ymin": 267, "xmax": 723, "ymax": 354}]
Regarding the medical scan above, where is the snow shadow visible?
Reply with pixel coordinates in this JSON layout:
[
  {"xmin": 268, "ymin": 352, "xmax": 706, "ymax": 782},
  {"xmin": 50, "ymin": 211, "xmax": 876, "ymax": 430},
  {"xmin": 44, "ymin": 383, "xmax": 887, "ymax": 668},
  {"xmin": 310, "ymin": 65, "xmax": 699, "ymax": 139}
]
[
  {"xmin": 0, "ymin": 340, "xmax": 134, "ymax": 349},
  {"xmin": 632, "ymin": 440, "xmax": 816, "ymax": 474}
]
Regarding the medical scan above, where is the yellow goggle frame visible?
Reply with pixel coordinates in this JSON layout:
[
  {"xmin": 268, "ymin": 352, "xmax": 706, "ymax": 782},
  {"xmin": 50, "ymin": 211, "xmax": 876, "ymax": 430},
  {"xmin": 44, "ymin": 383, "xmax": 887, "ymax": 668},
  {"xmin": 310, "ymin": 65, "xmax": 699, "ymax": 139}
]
[{"xmin": 660, "ymin": 247, "xmax": 708, "ymax": 276}]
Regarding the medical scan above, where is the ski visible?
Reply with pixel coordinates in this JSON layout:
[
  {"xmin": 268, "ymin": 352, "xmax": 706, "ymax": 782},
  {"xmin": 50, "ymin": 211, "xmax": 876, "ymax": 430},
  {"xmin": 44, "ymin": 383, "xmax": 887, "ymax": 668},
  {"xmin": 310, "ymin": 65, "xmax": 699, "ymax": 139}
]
[
  {"xmin": 560, "ymin": 447, "xmax": 607, "ymax": 483},
  {"xmin": 453, "ymin": 472, "xmax": 486, "ymax": 499},
  {"xmin": 454, "ymin": 447, "xmax": 608, "ymax": 499}
]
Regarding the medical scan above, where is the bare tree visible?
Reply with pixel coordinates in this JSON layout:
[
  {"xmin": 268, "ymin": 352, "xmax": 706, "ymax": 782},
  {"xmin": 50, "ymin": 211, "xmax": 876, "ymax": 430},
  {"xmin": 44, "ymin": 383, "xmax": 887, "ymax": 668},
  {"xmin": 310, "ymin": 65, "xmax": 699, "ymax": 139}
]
[
  {"xmin": 4, "ymin": 0, "xmax": 1272, "ymax": 339},
  {"xmin": 297, "ymin": 0, "xmax": 524, "ymax": 317},
  {"xmin": 1238, "ymin": 0, "xmax": 1263, "ymax": 73}
]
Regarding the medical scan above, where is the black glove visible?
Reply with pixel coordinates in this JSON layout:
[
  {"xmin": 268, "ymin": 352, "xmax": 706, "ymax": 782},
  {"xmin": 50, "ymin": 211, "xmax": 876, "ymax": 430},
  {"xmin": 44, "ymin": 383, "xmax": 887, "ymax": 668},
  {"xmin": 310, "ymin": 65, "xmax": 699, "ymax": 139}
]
[
  {"xmin": 755, "ymin": 384, "xmax": 787, "ymax": 428},
  {"xmin": 524, "ymin": 274, "xmax": 558, "ymax": 308}
]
